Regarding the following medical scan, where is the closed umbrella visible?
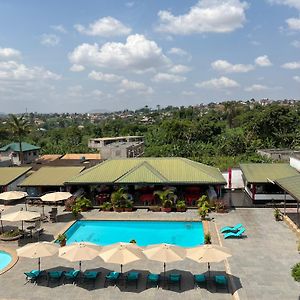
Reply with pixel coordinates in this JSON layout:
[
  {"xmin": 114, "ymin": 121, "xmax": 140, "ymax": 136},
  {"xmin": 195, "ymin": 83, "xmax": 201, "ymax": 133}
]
[
  {"xmin": 58, "ymin": 242, "xmax": 101, "ymax": 271},
  {"xmin": 40, "ymin": 192, "xmax": 72, "ymax": 202},
  {"xmin": 1, "ymin": 210, "xmax": 40, "ymax": 230},
  {"xmin": 0, "ymin": 191, "xmax": 28, "ymax": 201},
  {"xmin": 142, "ymin": 243, "xmax": 186, "ymax": 279},
  {"xmin": 186, "ymin": 244, "xmax": 232, "ymax": 277},
  {"xmin": 98, "ymin": 242, "xmax": 144, "ymax": 273},
  {"xmin": 17, "ymin": 241, "xmax": 59, "ymax": 271}
]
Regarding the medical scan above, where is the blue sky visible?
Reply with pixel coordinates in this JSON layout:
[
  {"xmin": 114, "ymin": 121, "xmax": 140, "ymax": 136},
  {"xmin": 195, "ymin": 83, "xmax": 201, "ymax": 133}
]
[{"xmin": 0, "ymin": 0, "xmax": 299, "ymax": 113}]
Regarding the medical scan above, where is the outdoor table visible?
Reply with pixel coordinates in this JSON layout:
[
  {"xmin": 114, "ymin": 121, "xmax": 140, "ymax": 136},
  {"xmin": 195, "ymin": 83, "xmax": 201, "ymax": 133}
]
[{"xmin": 26, "ymin": 225, "xmax": 36, "ymax": 238}]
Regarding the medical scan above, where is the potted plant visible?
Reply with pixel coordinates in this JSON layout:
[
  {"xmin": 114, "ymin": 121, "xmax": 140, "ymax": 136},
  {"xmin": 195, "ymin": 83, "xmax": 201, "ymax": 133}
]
[
  {"xmin": 198, "ymin": 203, "xmax": 210, "ymax": 220},
  {"xmin": 100, "ymin": 201, "xmax": 112, "ymax": 212},
  {"xmin": 0, "ymin": 229, "xmax": 23, "ymax": 241},
  {"xmin": 154, "ymin": 189, "xmax": 176, "ymax": 212},
  {"xmin": 204, "ymin": 232, "xmax": 212, "ymax": 244},
  {"xmin": 274, "ymin": 208, "xmax": 282, "ymax": 221},
  {"xmin": 65, "ymin": 197, "xmax": 75, "ymax": 211},
  {"xmin": 149, "ymin": 205, "xmax": 161, "ymax": 212},
  {"xmin": 75, "ymin": 197, "xmax": 92, "ymax": 212},
  {"xmin": 176, "ymin": 200, "xmax": 187, "ymax": 212},
  {"xmin": 111, "ymin": 188, "xmax": 129, "ymax": 212},
  {"xmin": 162, "ymin": 199, "xmax": 173, "ymax": 212},
  {"xmin": 291, "ymin": 262, "xmax": 300, "ymax": 282},
  {"xmin": 124, "ymin": 200, "xmax": 133, "ymax": 212},
  {"xmin": 57, "ymin": 233, "xmax": 67, "ymax": 247},
  {"xmin": 214, "ymin": 200, "xmax": 227, "ymax": 213}
]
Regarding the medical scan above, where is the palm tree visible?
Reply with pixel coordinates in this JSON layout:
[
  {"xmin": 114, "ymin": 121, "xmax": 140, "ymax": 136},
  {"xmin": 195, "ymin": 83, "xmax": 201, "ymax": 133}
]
[{"xmin": 7, "ymin": 114, "xmax": 30, "ymax": 164}]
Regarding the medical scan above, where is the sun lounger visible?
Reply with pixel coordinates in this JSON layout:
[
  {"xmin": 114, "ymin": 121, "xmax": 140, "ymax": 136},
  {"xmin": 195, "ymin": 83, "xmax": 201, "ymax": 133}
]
[
  {"xmin": 146, "ymin": 273, "xmax": 160, "ymax": 288},
  {"xmin": 220, "ymin": 223, "xmax": 243, "ymax": 233},
  {"xmin": 47, "ymin": 271, "xmax": 64, "ymax": 286},
  {"xmin": 24, "ymin": 270, "xmax": 44, "ymax": 284},
  {"xmin": 194, "ymin": 274, "xmax": 207, "ymax": 288},
  {"xmin": 82, "ymin": 271, "xmax": 100, "ymax": 287},
  {"xmin": 63, "ymin": 270, "xmax": 80, "ymax": 285},
  {"xmin": 215, "ymin": 275, "xmax": 228, "ymax": 291},
  {"xmin": 168, "ymin": 273, "xmax": 181, "ymax": 290},
  {"xmin": 224, "ymin": 227, "xmax": 245, "ymax": 239},
  {"xmin": 125, "ymin": 271, "xmax": 140, "ymax": 289},
  {"xmin": 104, "ymin": 271, "xmax": 120, "ymax": 287}
]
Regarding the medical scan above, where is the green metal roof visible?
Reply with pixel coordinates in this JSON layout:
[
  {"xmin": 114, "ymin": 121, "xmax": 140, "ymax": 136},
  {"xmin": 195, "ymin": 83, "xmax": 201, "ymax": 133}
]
[
  {"xmin": 240, "ymin": 163, "xmax": 299, "ymax": 183},
  {"xmin": 0, "ymin": 142, "xmax": 40, "ymax": 152},
  {"xmin": 0, "ymin": 167, "xmax": 32, "ymax": 186},
  {"xmin": 19, "ymin": 167, "xmax": 84, "ymax": 187},
  {"xmin": 275, "ymin": 175, "xmax": 300, "ymax": 202},
  {"xmin": 67, "ymin": 157, "xmax": 226, "ymax": 185}
]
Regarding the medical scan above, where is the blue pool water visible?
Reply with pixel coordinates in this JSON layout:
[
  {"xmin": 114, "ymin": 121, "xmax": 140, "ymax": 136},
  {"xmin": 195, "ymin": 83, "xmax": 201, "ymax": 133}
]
[
  {"xmin": 65, "ymin": 220, "xmax": 204, "ymax": 247},
  {"xmin": 0, "ymin": 251, "xmax": 12, "ymax": 270}
]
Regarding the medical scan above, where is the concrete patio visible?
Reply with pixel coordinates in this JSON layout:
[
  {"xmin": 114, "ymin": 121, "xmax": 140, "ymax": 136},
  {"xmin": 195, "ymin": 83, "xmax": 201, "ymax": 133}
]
[{"xmin": 0, "ymin": 204, "xmax": 299, "ymax": 300}]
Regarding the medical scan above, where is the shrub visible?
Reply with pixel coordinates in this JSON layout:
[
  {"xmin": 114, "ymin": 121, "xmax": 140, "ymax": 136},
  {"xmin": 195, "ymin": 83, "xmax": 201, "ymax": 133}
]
[
  {"xmin": 291, "ymin": 262, "xmax": 300, "ymax": 282},
  {"xmin": 71, "ymin": 197, "xmax": 92, "ymax": 218},
  {"xmin": 176, "ymin": 200, "xmax": 186, "ymax": 210},
  {"xmin": 204, "ymin": 232, "xmax": 211, "ymax": 244},
  {"xmin": 1, "ymin": 229, "xmax": 21, "ymax": 238},
  {"xmin": 100, "ymin": 201, "xmax": 112, "ymax": 211}
]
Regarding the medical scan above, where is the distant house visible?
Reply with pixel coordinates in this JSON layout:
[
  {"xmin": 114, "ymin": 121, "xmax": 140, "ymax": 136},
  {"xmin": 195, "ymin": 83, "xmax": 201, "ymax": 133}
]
[
  {"xmin": 0, "ymin": 167, "xmax": 32, "ymax": 192},
  {"xmin": 0, "ymin": 142, "xmax": 40, "ymax": 165}
]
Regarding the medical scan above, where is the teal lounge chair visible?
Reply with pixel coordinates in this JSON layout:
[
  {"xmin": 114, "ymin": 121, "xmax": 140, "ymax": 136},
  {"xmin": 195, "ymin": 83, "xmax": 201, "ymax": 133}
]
[
  {"xmin": 215, "ymin": 275, "xmax": 228, "ymax": 291},
  {"xmin": 104, "ymin": 271, "xmax": 120, "ymax": 287},
  {"xmin": 82, "ymin": 271, "xmax": 100, "ymax": 287},
  {"xmin": 63, "ymin": 270, "xmax": 80, "ymax": 285},
  {"xmin": 224, "ymin": 227, "xmax": 245, "ymax": 239},
  {"xmin": 220, "ymin": 223, "xmax": 243, "ymax": 233},
  {"xmin": 146, "ymin": 273, "xmax": 160, "ymax": 289},
  {"xmin": 168, "ymin": 273, "xmax": 181, "ymax": 290},
  {"xmin": 125, "ymin": 272, "xmax": 140, "ymax": 289},
  {"xmin": 24, "ymin": 270, "xmax": 44, "ymax": 284},
  {"xmin": 47, "ymin": 271, "xmax": 64, "ymax": 286},
  {"xmin": 194, "ymin": 274, "xmax": 206, "ymax": 288}
]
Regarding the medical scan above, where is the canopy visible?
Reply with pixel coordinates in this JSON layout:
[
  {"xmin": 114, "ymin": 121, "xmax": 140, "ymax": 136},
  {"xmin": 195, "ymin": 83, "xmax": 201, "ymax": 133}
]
[
  {"xmin": 0, "ymin": 191, "xmax": 28, "ymax": 201},
  {"xmin": 98, "ymin": 242, "xmax": 144, "ymax": 273},
  {"xmin": 41, "ymin": 192, "xmax": 72, "ymax": 202},
  {"xmin": 1, "ymin": 210, "xmax": 40, "ymax": 222}
]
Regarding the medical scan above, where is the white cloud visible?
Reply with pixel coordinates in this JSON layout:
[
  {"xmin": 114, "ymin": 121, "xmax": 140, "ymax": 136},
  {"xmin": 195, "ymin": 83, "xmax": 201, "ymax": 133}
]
[
  {"xmin": 0, "ymin": 47, "xmax": 21, "ymax": 60},
  {"xmin": 88, "ymin": 70, "xmax": 123, "ymax": 82},
  {"xmin": 293, "ymin": 76, "xmax": 300, "ymax": 82},
  {"xmin": 51, "ymin": 25, "xmax": 67, "ymax": 34},
  {"xmin": 245, "ymin": 84, "xmax": 268, "ymax": 92},
  {"xmin": 152, "ymin": 72, "xmax": 186, "ymax": 83},
  {"xmin": 281, "ymin": 61, "xmax": 300, "ymax": 69},
  {"xmin": 91, "ymin": 89, "xmax": 104, "ymax": 97},
  {"xmin": 182, "ymin": 91, "xmax": 196, "ymax": 96},
  {"xmin": 196, "ymin": 76, "xmax": 239, "ymax": 89},
  {"xmin": 70, "ymin": 64, "xmax": 85, "ymax": 72},
  {"xmin": 75, "ymin": 17, "xmax": 131, "ymax": 37},
  {"xmin": 0, "ymin": 60, "xmax": 61, "ymax": 81},
  {"xmin": 69, "ymin": 34, "xmax": 170, "ymax": 71},
  {"xmin": 267, "ymin": 0, "xmax": 300, "ymax": 10},
  {"xmin": 169, "ymin": 64, "xmax": 191, "ymax": 74},
  {"xmin": 156, "ymin": 0, "xmax": 248, "ymax": 35},
  {"xmin": 118, "ymin": 79, "xmax": 153, "ymax": 94},
  {"xmin": 291, "ymin": 40, "xmax": 300, "ymax": 48},
  {"xmin": 168, "ymin": 47, "xmax": 189, "ymax": 56},
  {"xmin": 40, "ymin": 34, "xmax": 60, "ymax": 47},
  {"xmin": 255, "ymin": 55, "xmax": 272, "ymax": 67},
  {"xmin": 211, "ymin": 60, "xmax": 254, "ymax": 73},
  {"xmin": 286, "ymin": 18, "xmax": 300, "ymax": 30}
]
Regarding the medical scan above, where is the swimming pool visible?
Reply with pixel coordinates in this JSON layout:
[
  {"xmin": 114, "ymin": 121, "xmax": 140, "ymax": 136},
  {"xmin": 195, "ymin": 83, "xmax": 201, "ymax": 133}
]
[
  {"xmin": 64, "ymin": 220, "xmax": 204, "ymax": 247},
  {"xmin": 0, "ymin": 251, "xmax": 12, "ymax": 271}
]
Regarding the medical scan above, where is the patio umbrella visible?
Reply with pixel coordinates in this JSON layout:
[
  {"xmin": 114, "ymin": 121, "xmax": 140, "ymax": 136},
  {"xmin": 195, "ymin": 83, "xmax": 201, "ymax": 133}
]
[
  {"xmin": 186, "ymin": 244, "xmax": 232, "ymax": 277},
  {"xmin": 142, "ymin": 243, "xmax": 186, "ymax": 278},
  {"xmin": 0, "ymin": 191, "xmax": 28, "ymax": 201},
  {"xmin": 1, "ymin": 210, "xmax": 40, "ymax": 230},
  {"xmin": 58, "ymin": 242, "xmax": 101, "ymax": 271},
  {"xmin": 40, "ymin": 192, "xmax": 72, "ymax": 202},
  {"xmin": 98, "ymin": 242, "xmax": 144, "ymax": 273},
  {"xmin": 17, "ymin": 241, "xmax": 59, "ymax": 271}
]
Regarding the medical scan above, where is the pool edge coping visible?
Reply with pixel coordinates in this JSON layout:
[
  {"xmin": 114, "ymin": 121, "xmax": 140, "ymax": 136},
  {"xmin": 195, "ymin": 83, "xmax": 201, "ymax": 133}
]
[{"xmin": 0, "ymin": 245, "xmax": 18, "ymax": 275}]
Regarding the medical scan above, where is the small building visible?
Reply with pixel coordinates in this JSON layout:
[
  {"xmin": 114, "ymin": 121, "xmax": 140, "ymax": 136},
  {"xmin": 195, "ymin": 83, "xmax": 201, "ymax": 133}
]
[
  {"xmin": 88, "ymin": 136, "xmax": 144, "ymax": 159},
  {"xmin": 0, "ymin": 142, "xmax": 40, "ymax": 165},
  {"xmin": 0, "ymin": 167, "xmax": 32, "ymax": 192},
  {"xmin": 257, "ymin": 148, "xmax": 300, "ymax": 162},
  {"xmin": 19, "ymin": 166, "xmax": 84, "ymax": 197},
  {"xmin": 240, "ymin": 163, "xmax": 299, "ymax": 203}
]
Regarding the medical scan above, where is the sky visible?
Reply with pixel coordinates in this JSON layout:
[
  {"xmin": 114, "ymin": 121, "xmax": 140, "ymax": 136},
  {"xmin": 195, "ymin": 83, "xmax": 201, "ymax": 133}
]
[{"xmin": 0, "ymin": 0, "xmax": 299, "ymax": 113}]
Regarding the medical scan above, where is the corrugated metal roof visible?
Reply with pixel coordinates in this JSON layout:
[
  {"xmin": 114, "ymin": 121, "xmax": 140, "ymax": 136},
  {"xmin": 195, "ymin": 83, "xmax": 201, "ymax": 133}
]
[
  {"xmin": 275, "ymin": 175, "xmax": 300, "ymax": 202},
  {"xmin": 0, "ymin": 142, "xmax": 40, "ymax": 152},
  {"xmin": 240, "ymin": 163, "xmax": 299, "ymax": 183},
  {"xmin": 61, "ymin": 153, "xmax": 101, "ymax": 160},
  {"xmin": 19, "ymin": 166, "xmax": 84, "ymax": 187},
  {"xmin": 67, "ymin": 157, "xmax": 226, "ymax": 185},
  {"xmin": 0, "ymin": 167, "xmax": 32, "ymax": 186}
]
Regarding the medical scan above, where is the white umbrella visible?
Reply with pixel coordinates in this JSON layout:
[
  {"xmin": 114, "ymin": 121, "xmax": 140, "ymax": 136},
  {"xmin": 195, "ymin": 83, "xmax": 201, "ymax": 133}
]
[
  {"xmin": 40, "ymin": 192, "xmax": 72, "ymax": 202},
  {"xmin": 99, "ymin": 242, "xmax": 144, "ymax": 273},
  {"xmin": 58, "ymin": 242, "xmax": 101, "ymax": 271},
  {"xmin": 186, "ymin": 244, "xmax": 232, "ymax": 277},
  {"xmin": 0, "ymin": 191, "xmax": 28, "ymax": 201},
  {"xmin": 17, "ymin": 241, "xmax": 59, "ymax": 271},
  {"xmin": 142, "ymin": 243, "xmax": 186, "ymax": 277},
  {"xmin": 1, "ymin": 210, "xmax": 40, "ymax": 230}
]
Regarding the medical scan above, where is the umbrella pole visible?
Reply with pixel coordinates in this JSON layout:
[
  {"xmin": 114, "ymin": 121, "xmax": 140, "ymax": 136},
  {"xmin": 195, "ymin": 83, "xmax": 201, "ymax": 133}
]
[
  {"xmin": 38, "ymin": 258, "xmax": 41, "ymax": 272},
  {"xmin": 25, "ymin": 199, "xmax": 27, "ymax": 211},
  {"xmin": 22, "ymin": 220, "xmax": 24, "ymax": 231},
  {"xmin": 121, "ymin": 264, "xmax": 123, "ymax": 274},
  {"xmin": 79, "ymin": 261, "xmax": 81, "ymax": 271},
  {"xmin": 208, "ymin": 262, "xmax": 210, "ymax": 278},
  {"xmin": 0, "ymin": 220, "xmax": 3, "ymax": 233},
  {"xmin": 164, "ymin": 262, "xmax": 166, "ymax": 286}
]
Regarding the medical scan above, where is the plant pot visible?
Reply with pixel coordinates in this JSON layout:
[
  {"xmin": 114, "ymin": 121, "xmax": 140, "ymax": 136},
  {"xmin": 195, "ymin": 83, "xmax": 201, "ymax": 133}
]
[
  {"xmin": 176, "ymin": 208, "xmax": 186, "ymax": 212},
  {"xmin": 0, "ymin": 234, "xmax": 23, "ymax": 241},
  {"xmin": 114, "ymin": 207, "xmax": 124, "ymax": 212},
  {"xmin": 124, "ymin": 208, "xmax": 133, "ymax": 212},
  {"xmin": 59, "ymin": 239, "xmax": 66, "ymax": 247},
  {"xmin": 162, "ymin": 207, "xmax": 172, "ymax": 213},
  {"xmin": 103, "ymin": 208, "xmax": 112, "ymax": 212}
]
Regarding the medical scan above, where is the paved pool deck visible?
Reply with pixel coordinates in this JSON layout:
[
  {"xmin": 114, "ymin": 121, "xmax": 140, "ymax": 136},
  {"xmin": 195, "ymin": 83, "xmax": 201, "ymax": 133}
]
[{"xmin": 0, "ymin": 204, "xmax": 299, "ymax": 300}]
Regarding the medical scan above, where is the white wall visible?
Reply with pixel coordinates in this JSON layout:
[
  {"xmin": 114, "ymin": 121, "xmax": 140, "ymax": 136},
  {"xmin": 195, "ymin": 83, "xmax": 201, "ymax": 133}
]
[
  {"xmin": 222, "ymin": 169, "xmax": 244, "ymax": 189},
  {"xmin": 290, "ymin": 157, "xmax": 300, "ymax": 172}
]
